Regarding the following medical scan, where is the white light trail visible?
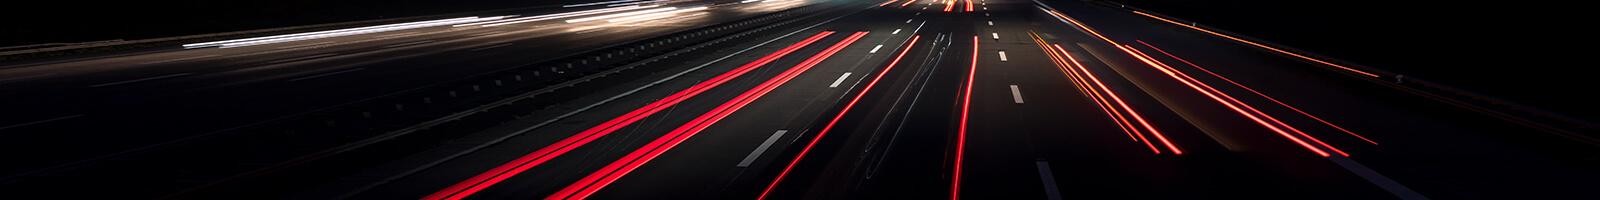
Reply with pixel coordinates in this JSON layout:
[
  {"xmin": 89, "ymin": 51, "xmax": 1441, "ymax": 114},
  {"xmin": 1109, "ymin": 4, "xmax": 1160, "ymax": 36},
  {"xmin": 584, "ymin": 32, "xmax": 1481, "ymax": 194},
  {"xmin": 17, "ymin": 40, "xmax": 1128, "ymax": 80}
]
[
  {"xmin": 567, "ymin": 7, "xmax": 679, "ymax": 23},
  {"xmin": 565, "ymin": 0, "xmax": 644, "ymax": 7},
  {"xmin": 607, "ymin": 7, "xmax": 708, "ymax": 23},
  {"xmin": 465, "ymin": 5, "xmax": 659, "ymax": 27},
  {"xmin": 183, "ymin": 16, "xmax": 507, "ymax": 49}
]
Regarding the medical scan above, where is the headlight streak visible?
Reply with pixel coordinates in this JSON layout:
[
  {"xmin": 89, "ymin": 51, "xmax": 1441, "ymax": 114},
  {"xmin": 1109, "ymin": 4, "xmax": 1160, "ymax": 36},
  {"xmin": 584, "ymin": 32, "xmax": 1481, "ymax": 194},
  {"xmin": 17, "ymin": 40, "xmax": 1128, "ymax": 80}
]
[
  {"xmin": 564, "ymin": 0, "xmax": 644, "ymax": 7},
  {"xmin": 606, "ymin": 7, "xmax": 709, "ymax": 23},
  {"xmin": 457, "ymin": 5, "xmax": 656, "ymax": 27},
  {"xmin": 184, "ymin": 16, "xmax": 506, "ymax": 49},
  {"xmin": 565, "ymin": 7, "xmax": 680, "ymax": 23}
]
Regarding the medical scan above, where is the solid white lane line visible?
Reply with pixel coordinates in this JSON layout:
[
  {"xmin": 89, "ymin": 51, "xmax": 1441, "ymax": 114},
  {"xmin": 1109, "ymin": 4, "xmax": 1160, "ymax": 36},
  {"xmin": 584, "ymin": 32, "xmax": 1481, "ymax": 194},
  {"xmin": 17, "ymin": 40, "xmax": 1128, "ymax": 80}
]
[
  {"xmin": 267, "ymin": 53, "xmax": 338, "ymax": 64},
  {"xmin": 869, "ymin": 45, "xmax": 884, "ymax": 53},
  {"xmin": 892, "ymin": 29, "xmax": 902, "ymax": 34},
  {"xmin": 275, "ymin": 42, "xmax": 336, "ymax": 50},
  {"xmin": 830, "ymin": 72, "xmax": 853, "ymax": 88},
  {"xmin": 383, "ymin": 40, "xmax": 435, "ymax": 48},
  {"xmin": 0, "ymin": 114, "xmax": 83, "ymax": 131},
  {"xmin": 137, "ymin": 54, "xmax": 219, "ymax": 65},
  {"xmin": 1010, "ymin": 84, "xmax": 1024, "ymax": 103},
  {"xmin": 565, "ymin": 0, "xmax": 643, "ymax": 7},
  {"xmin": 288, "ymin": 68, "xmax": 366, "ymax": 82},
  {"xmin": 90, "ymin": 73, "xmax": 192, "ymax": 87},
  {"xmin": 1036, "ymin": 160, "xmax": 1064, "ymax": 200},
  {"xmin": 738, "ymin": 130, "xmax": 789, "ymax": 167},
  {"xmin": 998, "ymin": 50, "xmax": 1008, "ymax": 61},
  {"xmin": 373, "ymin": 31, "xmax": 430, "ymax": 40},
  {"xmin": 1330, "ymin": 156, "xmax": 1428, "ymax": 199},
  {"xmin": 466, "ymin": 31, "xmax": 508, "ymax": 38},
  {"xmin": 0, "ymin": 72, "xmax": 57, "ymax": 84},
  {"xmin": 470, "ymin": 43, "xmax": 515, "ymax": 51}
]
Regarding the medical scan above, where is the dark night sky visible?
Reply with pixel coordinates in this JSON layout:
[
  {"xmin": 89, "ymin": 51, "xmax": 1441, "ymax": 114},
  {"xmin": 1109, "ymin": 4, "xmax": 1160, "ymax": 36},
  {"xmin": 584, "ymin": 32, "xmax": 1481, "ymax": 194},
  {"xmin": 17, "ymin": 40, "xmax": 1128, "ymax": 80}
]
[{"xmin": 3, "ymin": 0, "xmax": 1592, "ymax": 120}]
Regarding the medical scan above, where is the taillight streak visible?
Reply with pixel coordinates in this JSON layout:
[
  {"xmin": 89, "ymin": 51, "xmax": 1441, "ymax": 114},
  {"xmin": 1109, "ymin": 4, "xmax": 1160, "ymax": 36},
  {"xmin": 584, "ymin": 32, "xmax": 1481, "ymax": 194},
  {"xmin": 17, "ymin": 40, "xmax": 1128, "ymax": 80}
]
[
  {"xmin": 1134, "ymin": 40, "xmax": 1378, "ymax": 145},
  {"xmin": 758, "ymin": 35, "xmax": 921, "ymax": 200},
  {"xmin": 547, "ymin": 31, "xmax": 870, "ymax": 199},
  {"xmin": 1118, "ymin": 44, "xmax": 1345, "ymax": 157},
  {"xmin": 1037, "ymin": 7, "xmax": 1118, "ymax": 46},
  {"xmin": 1130, "ymin": 11, "xmax": 1380, "ymax": 78},
  {"xmin": 951, "ymin": 35, "xmax": 980, "ymax": 200},
  {"xmin": 1027, "ymin": 32, "xmax": 1150, "ymax": 148},
  {"xmin": 423, "ymin": 31, "xmax": 835, "ymax": 200},
  {"xmin": 1054, "ymin": 44, "xmax": 1182, "ymax": 155}
]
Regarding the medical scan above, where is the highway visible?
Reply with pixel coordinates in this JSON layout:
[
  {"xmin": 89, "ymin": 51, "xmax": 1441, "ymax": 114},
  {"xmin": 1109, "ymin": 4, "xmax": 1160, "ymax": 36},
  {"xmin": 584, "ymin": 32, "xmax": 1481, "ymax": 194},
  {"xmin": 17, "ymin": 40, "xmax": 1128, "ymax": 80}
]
[
  {"xmin": 0, "ymin": 0, "xmax": 815, "ymax": 198},
  {"xmin": 3, "ymin": 0, "xmax": 1597, "ymax": 199}
]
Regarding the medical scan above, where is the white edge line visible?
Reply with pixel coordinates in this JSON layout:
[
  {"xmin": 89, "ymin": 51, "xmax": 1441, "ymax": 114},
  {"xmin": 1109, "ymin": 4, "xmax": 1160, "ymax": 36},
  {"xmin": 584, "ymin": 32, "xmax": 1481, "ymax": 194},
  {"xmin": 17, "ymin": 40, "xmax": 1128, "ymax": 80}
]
[
  {"xmin": 288, "ymin": 68, "xmax": 366, "ymax": 82},
  {"xmin": 89, "ymin": 73, "xmax": 191, "ymax": 87},
  {"xmin": 1036, "ymin": 160, "xmax": 1064, "ymax": 200},
  {"xmin": 0, "ymin": 114, "xmax": 84, "ymax": 131}
]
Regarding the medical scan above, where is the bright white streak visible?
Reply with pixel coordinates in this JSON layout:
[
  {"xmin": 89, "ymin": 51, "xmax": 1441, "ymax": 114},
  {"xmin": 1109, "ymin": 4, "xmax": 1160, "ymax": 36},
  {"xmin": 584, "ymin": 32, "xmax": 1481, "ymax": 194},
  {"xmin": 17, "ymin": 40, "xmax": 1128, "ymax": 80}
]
[
  {"xmin": 607, "ymin": 7, "xmax": 708, "ymax": 23},
  {"xmin": 184, "ymin": 17, "xmax": 487, "ymax": 48},
  {"xmin": 475, "ymin": 5, "xmax": 658, "ymax": 27},
  {"xmin": 565, "ymin": 0, "xmax": 643, "ymax": 7},
  {"xmin": 566, "ymin": 7, "xmax": 678, "ymax": 23},
  {"xmin": 219, "ymin": 17, "xmax": 506, "ymax": 48}
]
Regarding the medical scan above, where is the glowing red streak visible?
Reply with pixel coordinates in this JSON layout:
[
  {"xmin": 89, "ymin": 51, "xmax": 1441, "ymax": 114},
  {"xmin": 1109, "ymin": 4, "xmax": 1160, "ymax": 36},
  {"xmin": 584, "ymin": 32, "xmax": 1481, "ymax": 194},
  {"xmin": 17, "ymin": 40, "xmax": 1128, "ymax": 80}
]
[
  {"xmin": 1134, "ymin": 40, "xmax": 1377, "ymax": 145},
  {"xmin": 1040, "ymin": 9, "xmax": 1118, "ymax": 45},
  {"xmin": 1124, "ymin": 46, "xmax": 1349, "ymax": 157},
  {"xmin": 548, "ymin": 32, "xmax": 870, "ymax": 199},
  {"xmin": 423, "ymin": 31, "xmax": 835, "ymax": 200},
  {"xmin": 1028, "ymin": 33, "xmax": 1145, "ymax": 144},
  {"xmin": 948, "ymin": 35, "xmax": 979, "ymax": 200},
  {"xmin": 1055, "ymin": 44, "xmax": 1182, "ymax": 155},
  {"xmin": 943, "ymin": 0, "xmax": 955, "ymax": 12},
  {"xmin": 758, "ymin": 35, "xmax": 921, "ymax": 200},
  {"xmin": 900, "ymin": 0, "xmax": 917, "ymax": 8},
  {"xmin": 1118, "ymin": 45, "xmax": 1334, "ymax": 157},
  {"xmin": 1131, "ymin": 11, "xmax": 1380, "ymax": 78},
  {"xmin": 965, "ymin": 0, "xmax": 973, "ymax": 12}
]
